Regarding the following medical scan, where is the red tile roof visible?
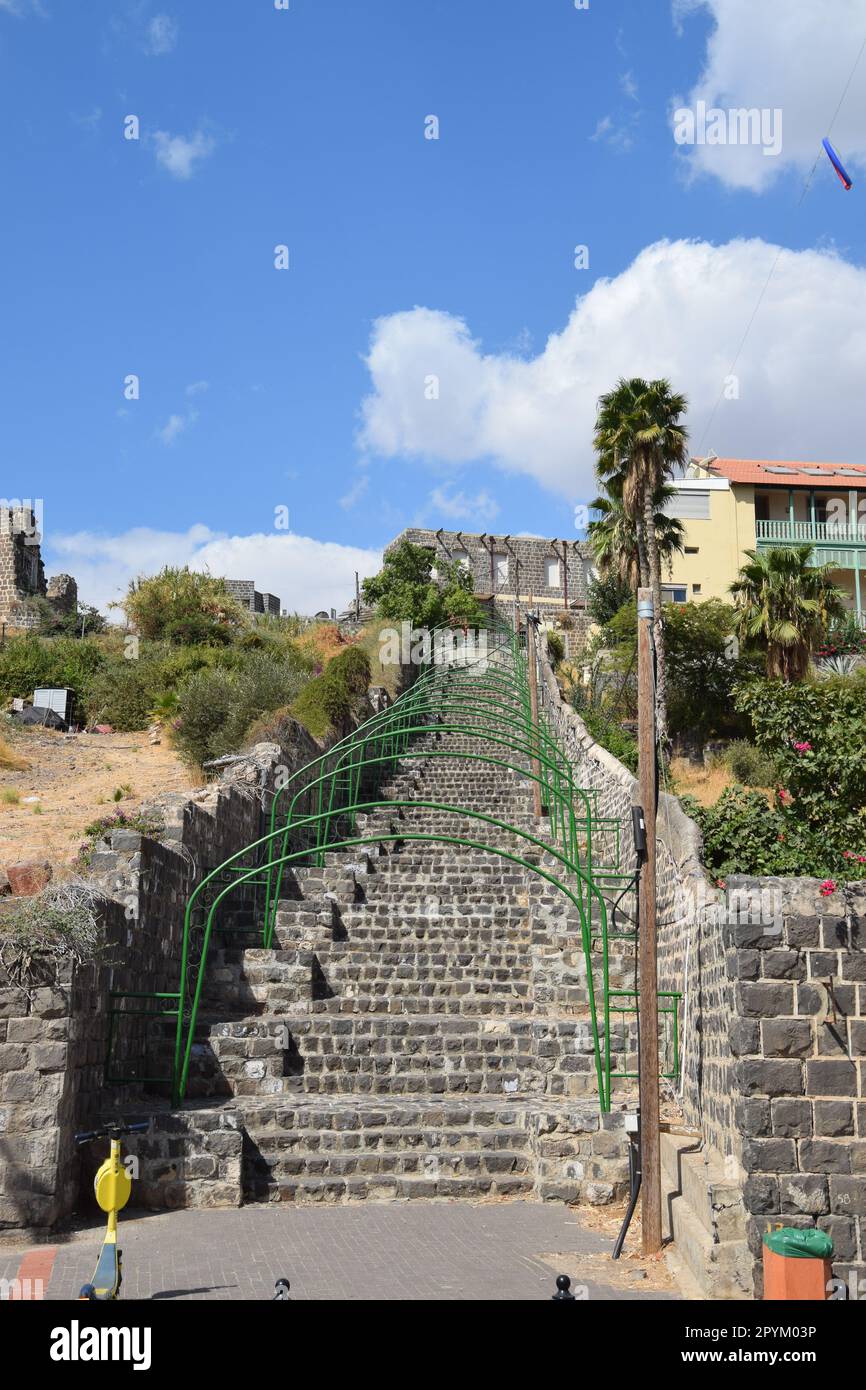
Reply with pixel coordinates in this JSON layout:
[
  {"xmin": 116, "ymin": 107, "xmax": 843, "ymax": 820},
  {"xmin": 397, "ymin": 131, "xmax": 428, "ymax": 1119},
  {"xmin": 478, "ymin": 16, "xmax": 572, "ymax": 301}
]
[{"xmin": 699, "ymin": 458, "xmax": 866, "ymax": 489}]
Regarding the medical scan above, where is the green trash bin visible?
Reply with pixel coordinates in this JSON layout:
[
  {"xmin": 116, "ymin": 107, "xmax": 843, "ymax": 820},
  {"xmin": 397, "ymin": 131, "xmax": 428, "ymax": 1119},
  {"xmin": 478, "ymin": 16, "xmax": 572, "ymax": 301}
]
[{"xmin": 763, "ymin": 1226, "xmax": 834, "ymax": 1300}]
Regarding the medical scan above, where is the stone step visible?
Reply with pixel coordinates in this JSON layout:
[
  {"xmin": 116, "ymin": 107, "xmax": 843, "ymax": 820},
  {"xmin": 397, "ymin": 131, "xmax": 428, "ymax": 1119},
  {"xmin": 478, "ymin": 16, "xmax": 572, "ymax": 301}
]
[
  {"xmin": 245, "ymin": 1173, "xmax": 536, "ymax": 1204},
  {"xmin": 661, "ymin": 1134, "xmax": 752, "ymax": 1300}
]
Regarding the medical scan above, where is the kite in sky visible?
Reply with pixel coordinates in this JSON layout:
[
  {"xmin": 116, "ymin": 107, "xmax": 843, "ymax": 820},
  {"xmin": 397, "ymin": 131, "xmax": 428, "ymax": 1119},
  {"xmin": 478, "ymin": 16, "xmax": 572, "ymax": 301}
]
[{"xmin": 822, "ymin": 138, "xmax": 853, "ymax": 189}]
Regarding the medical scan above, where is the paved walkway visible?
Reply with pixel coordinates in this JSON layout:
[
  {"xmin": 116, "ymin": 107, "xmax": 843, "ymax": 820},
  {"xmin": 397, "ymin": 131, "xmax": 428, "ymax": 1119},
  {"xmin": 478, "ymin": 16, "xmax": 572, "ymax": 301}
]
[{"xmin": 1, "ymin": 1201, "xmax": 678, "ymax": 1302}]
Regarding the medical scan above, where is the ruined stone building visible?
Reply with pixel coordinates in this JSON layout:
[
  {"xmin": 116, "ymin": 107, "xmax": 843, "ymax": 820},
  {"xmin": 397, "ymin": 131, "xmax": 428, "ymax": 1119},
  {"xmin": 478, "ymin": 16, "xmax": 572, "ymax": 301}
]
[
  {"xmin": 386, "ymin": 528, "xmax": 595, "ymax": 649},
  {"xmin": 224, "ymin": 580, "xmax": 282, "ymax": 618},
  {"xmin": 0, "ymin": 505, "xmax": 78, "ymax": 630}
]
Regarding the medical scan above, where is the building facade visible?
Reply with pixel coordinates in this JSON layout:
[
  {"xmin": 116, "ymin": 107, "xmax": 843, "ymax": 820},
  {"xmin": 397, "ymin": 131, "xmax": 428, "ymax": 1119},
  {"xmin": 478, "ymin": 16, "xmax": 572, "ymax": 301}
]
[
  {"xmin": 224, "ymin": 580, "xmax": 282, "ymax": 618},
  {"xmin": 386, "ymin": 528, "xmax": 595, "ymax": 648},
  {"xmin": 663, "ymin": 457, "xmax": 866, "ymax": 622}
]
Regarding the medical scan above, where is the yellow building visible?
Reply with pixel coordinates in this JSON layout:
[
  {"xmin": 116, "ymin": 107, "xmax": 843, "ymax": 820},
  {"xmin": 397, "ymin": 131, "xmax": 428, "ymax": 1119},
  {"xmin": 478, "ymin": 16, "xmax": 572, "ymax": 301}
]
[{"xmin": 663, "ymin": 457, "xmax": 866, "ymax": 622}]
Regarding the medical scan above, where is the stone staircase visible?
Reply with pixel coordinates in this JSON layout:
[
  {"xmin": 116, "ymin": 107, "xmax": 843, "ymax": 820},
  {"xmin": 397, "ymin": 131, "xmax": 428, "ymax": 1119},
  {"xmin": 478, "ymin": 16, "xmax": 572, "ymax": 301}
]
[{"xmin": 165, "ymin": 726, "xmax": 637, "ymax": 1206}]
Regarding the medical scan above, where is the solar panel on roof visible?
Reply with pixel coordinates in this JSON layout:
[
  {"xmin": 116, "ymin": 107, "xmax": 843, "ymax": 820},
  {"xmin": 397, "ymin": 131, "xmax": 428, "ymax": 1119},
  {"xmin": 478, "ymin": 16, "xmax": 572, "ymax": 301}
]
[
  {"xmin": 799, "ymin": 467, "xmax": 826, "ymax": 475},
  {"xmin": 837, "ymin": 467, "xmax": 866, "ymax": 476},
  {"xmin": 764, "ymin": 465, "xmax": 799, "ymax": 474}
]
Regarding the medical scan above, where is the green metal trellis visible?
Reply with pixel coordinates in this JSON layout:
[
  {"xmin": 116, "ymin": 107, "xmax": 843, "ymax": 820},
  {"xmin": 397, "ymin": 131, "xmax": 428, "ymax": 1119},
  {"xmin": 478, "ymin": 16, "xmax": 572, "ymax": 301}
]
[{"xmin": 106, "ymin": 621, "xmax": 660, "ymax": 1111}]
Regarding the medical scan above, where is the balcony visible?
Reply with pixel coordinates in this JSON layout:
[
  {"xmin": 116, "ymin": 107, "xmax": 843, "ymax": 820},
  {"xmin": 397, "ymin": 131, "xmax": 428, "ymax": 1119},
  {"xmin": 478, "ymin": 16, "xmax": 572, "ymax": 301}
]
[{"xmin": 755, "ymin": 519, "xmax": 866, "ymax": 567}]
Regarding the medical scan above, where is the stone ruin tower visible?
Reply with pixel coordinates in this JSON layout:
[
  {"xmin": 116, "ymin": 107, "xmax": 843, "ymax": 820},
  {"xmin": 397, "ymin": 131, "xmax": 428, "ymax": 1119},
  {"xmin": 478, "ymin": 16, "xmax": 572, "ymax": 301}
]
[{"xmin": 0, "ymin": 504, "xmax": 78, "ymax": 631}]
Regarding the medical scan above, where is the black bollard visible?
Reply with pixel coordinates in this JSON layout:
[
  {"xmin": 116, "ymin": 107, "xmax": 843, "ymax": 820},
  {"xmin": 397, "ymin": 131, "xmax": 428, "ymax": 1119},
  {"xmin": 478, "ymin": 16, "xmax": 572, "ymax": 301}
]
[
  {"xmin": 552, "ymin": 1274, "xmax": 575, "ymax": 1301},
  {"xmin": 273, "ymin": 1278, "xmax": 291, "ymax": 1300}
]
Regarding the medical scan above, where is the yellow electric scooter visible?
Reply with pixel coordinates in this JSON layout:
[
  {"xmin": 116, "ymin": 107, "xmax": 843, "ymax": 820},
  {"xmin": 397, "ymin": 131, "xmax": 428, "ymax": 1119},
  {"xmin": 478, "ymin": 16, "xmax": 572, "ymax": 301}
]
[{"xmin": 75, "ymin": 1120, "xmax": 149, "ymax": 1300}]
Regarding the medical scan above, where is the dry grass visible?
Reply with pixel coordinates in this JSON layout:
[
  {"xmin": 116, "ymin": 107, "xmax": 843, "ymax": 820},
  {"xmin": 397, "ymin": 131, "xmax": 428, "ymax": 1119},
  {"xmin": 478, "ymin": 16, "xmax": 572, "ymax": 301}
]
[
  {"xmin": 670, "ymin": 756, "xmax": 774, "ymax": 808},
  {"xmin": 669, "ymin": 757, "xmax": 733, "ymax": 807},
  {"xmin": 0, "ymin": 737, "xmax": 30, "ymax": 773}
]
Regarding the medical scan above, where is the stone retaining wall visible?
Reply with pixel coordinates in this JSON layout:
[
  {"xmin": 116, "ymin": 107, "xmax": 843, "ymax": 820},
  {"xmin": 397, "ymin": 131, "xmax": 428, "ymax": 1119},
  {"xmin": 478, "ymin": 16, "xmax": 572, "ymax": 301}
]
[
  {"xmin": 0, "ymin": 719, "xmax": 337, "ymax": 1233},
  {"xmin": 537, "ymin": 644, "xmax": 866, "ymax": 1295}
]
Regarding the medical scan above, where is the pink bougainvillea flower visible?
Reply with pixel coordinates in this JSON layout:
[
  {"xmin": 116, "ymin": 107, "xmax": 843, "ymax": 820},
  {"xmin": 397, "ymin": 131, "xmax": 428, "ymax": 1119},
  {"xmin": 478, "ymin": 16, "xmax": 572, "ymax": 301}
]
[
  {"xmin": 716, "ymin": 878, "xmax": 726, "ymax": 890},
  {"xmin": 819, "ymin": 880, "xmax": 836, "ymax": 897},
  {"xmin": 777, "ymin": 787, "xmax": 793, "ymax": 806},
  {"xmin": 793, "ymin": 741, "xmax": 812, "ymax": 753}
]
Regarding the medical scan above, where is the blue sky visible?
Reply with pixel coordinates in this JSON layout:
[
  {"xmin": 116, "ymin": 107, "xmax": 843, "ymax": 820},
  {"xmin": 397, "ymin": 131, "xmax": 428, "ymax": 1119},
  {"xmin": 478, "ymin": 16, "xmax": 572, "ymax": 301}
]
[{"xmin": 2, "ymin": 0, "xmax": 866, "ymax": 613}]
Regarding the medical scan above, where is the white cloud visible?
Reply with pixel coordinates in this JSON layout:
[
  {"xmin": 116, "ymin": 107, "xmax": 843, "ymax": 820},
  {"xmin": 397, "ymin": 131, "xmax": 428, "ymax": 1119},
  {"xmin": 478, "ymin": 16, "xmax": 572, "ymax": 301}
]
[
  {"xmin": 672, "ymin": 0, "xmax": 866, "ymax": 190},
  {"xmin": 45, "ymin": 527, "xmax": 383, "ymax": 618},
  {"xmin": 153, "ymin": 128, "xmax": 215, "ymax": 181},
  {"xmin": 156, "ymin": 409, "xmax": 197, "ymax": 445},
  {"xmin": 359, "ymin": 237, "xmax": 866, "ymax": 502},
  {"xmin": 427, "ymin": 485, "xmax": 499, "ymax": 525},
  {"xmin": 144, "ymin": 13, "xmax": 178, "ymax": 56},
  {"xmin": 185, "ymin": 380, "xmax": 210, "ymax": 397}
]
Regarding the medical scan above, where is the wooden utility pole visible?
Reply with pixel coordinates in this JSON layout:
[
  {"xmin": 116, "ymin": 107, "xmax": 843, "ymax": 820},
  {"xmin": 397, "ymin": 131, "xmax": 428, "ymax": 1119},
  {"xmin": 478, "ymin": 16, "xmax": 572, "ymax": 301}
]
[
  {"xmin": 355, "ymin": 571, "xmax": 361, "ymax": 621},
  {"xmin": 526, "ymin": 598, "xmax": 543, "ymax": 820},
  {"xmin": 637, "ymin": 586, "xmax": 662, "ymax": 1255}
]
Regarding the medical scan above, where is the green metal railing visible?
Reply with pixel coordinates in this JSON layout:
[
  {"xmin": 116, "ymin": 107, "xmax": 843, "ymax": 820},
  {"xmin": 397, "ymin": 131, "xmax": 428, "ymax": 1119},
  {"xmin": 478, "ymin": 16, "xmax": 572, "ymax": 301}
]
[{"xmin": 107, "ymin": 620, "xmax": 644, "ymax": 1112}]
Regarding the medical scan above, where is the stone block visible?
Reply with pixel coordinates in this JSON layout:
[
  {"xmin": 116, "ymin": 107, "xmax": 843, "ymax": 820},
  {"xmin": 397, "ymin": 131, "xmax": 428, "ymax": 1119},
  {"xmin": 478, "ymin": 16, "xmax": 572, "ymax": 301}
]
[
  {"xmin": 737, "ymin": 981, "xmax": 795, "ymax": 1017},
  {"xmin": 761, "ymin": 1019, "xmax": 812, "ymax": 1058},
  {"xmin": 805, "ymin": 1059, "xmax": 857, "ymax": 1097},
  {"xmin": 779, "ymin": 1172, "xmax": 829, "ymax": 1216},
  {"xmin": 735, "ymin": 1058, "xmax": 803, "ymax": 1097},
  {"xmin": 770, "ymin": 1098, "xmax": 812, "ymax": 1138},
  {"xmin": 798, "ymin": 1140, "xmax": 851, "ymax": 1174},
  {"xmin": 813, "ymin": 1101, "xmax": 854, "ymax": 1138}
]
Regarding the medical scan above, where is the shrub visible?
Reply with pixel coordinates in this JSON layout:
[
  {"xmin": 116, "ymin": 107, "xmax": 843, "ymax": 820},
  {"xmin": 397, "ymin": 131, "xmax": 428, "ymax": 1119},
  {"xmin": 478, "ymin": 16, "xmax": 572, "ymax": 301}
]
[
  {"xmin": 291, "ymin": 645, "xmax": 372, "ymax": 739},
  {"xmin": 579, "ymin": 708, "xmax": 638, "ymax": 774},
  {"xmin": 0, "ymin": 881, "xmax": 109, "ymax": 1001},
  {"xmin": 0, "ymin": 636, "xmax": 106, "ymax": 719},
  {"xmin": 725, "ymin": 740, "xmax": 777, "ymax": 787},
  {"xmin": 546, "ymin": 632, "xmax": 565, "ymax": 666},
  {"xmin": 171, "ymin": 668, "xmax": 236, "ymax": 768},
  {"xmin": 362, "ymin": 541, "xmax": 486, "ymax": 631},
  {"xmin": 173, "ymin": 653, "xmax": 308, "ymax": 768},
  {"xmin": 681, "ymin": 787, "xmax": 866, "ymax": 881},
  {"xmin": 84, "ymin": 661, "xmax": 161, "ymax": 730},
  {"xmin": 734, "ymin": 676, "xmax": 866, "ymax": 845},
  {"xmin": 120, "ymin": 567, "xmax": 247, "ymax": 645}
]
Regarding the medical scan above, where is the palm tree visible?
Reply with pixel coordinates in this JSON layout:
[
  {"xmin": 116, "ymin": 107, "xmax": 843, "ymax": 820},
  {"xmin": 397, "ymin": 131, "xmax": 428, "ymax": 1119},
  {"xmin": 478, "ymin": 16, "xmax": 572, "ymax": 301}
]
[
  {"xmin": 588, "ymin": 482, "xmax": 686, "ymax": 592},
  {"xmin": 730, "ymin": 545, "xmax": 847, "ymax": 681},
  {"xmin": 594, "ymin": 378, "xmax": 689, "ymax": 738}
]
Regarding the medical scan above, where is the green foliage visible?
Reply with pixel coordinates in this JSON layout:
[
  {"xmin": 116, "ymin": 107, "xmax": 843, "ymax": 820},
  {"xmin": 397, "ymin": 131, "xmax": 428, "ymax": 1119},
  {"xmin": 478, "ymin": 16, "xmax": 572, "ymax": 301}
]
[
  {"xmin": 816, "ymin": 614, "xmax": 866, "ymax": 659},
  {"xmin": 725, "ymin": 739, "xmax": 777, "ymax": 787},
  {"xmin": 586, "ymin": 572, "xmax": 633, "ymax": 626},
  {"xmin": 173, "ymin": 652, "xmax": 308, "ymax": 768},
  {"xmin": 290, "ymin": 645, "xmax": 372, "ymax": 739},
  {"xmin": 575, "ymin": 702, "xmax": 639, "ymax": 774},
  {"xmin": 665, "ymin": 600, "xmax": 759, "ymax": 743},
  {"xmin": 730, "ymin": 546, "xmax": 847, "ymax": 681},
  {"xmin": 0, "ymin": 636, "xmax": 107, "ymax": 720},
  {"xmin": 32, "ymin": 599, "xmax": 108, "ymax": 637},
  {"xmin": 85, "ymin": 660, "xmax": 160, "ymax": 731},
  {"xmin": 734, "ymin": 676, "xmax": 866, "ymax": 846},
  {"xmin": 683, "ymin": 676, "xmax": 866, "ymax": 879},
  {"xmin": 590, "ymin": 598, "xmax": 757, "ymax": 744},
  {"xmin": 546, "ymin": 631, "xmax": 565, "ymax": 666},
  {"xmin": 121, "ymin": 567, "xmax": 247, "ymax": 645},
  {"xmin": 361, "ymin": 541, "xmax": 486, "ymax": 631},
  {"xmin": 682, "ymin": 787, "xmax": 866, "ymax": 881}
]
